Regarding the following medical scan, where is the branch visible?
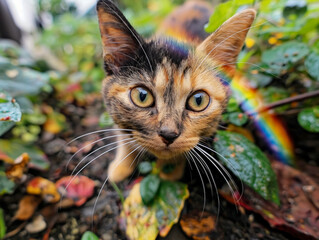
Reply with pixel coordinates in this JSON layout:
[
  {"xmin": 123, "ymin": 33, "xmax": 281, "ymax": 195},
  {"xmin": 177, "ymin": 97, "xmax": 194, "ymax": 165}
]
[{"xmin": 250, "ymin": 89, "xmax": 319, "ymax": 114}]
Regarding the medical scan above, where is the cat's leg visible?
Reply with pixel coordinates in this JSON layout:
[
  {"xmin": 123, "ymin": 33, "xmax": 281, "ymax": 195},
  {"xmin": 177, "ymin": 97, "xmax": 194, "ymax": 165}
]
[
  {"xmin": 108, "ymin": 141, "xmax": 137, "ymax": 182},
  {"xmin": 157, "ymin": 157, "xmax": 186, "ymax": 181}
]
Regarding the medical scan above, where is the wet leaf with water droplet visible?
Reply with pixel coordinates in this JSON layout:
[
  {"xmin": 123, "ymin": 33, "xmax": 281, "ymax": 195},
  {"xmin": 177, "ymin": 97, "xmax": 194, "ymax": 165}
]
[
  {"xmin": 298, "ymin": 106, "xmax": 319, "ymax": 132},
  {"xmin": 214, "ymin": 130, "xmax": 280, "ymax": 205}
]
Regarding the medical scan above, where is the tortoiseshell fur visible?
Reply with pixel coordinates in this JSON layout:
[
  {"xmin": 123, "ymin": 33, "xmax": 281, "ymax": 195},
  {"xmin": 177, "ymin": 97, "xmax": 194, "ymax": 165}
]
[{"xmin": 97, "ymin": 0, "xmax": 256, "ymax": 182}]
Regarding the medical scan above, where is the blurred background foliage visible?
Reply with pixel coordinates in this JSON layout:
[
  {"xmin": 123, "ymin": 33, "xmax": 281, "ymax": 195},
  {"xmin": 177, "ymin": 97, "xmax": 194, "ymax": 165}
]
[
  {"xmin": 0, "ymin": 0, "xmax": 319, "ymax": 238},
  {"xmin": 0, "ymin": 0, "xmax": 319, "ymax": 149},
  {"xmin": 1, "ymin": 0, "xmax": 319, "ymax": 188}
]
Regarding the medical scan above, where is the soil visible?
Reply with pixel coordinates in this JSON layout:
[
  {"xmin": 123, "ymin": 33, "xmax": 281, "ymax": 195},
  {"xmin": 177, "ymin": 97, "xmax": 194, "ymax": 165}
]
[{"xmin": 1, "ymin": 96, "xmax": 318, "ymax": 240}]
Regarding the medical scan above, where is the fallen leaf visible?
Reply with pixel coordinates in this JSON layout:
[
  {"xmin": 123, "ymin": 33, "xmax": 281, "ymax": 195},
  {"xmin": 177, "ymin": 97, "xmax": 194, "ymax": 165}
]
[
  {"xmin": 121, "ymin": 180, "xmax": 189, "ymax": 240},
  {"xmin": 221, "ymin": 161, "xmax": 319, "ymax": 240},
  {"xmin": 55, "ymin": 175, "xmax": 95, "ymax": 207},
  {"xmin": 0, "ymin": 140, "xmax": 49, "ymax": 171},
  {"xmin": 121, "ymin": 183, "xmax": 158, "ymax": 240},
  {"xmin": 27, "ymin": 177, "xmax": 60, "ymax": 203},
  {"xmin": 25, "ymin": 215, "xmax": 47, "ymax": 234},
  {"xmin": 6, "ymin": 153, "xmax": 30, "ymax": 181},
  {"xmin": 180, "ymin": 211, "xmax": 216, "ymax": 240},
  {"xmin": 13, "ymin": 195, "xmax": 41, "ymax": 221}
]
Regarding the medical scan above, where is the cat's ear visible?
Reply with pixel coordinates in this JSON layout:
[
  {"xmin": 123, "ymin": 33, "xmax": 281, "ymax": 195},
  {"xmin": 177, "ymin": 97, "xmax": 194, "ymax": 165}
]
[
  {"xmin": 97, "ymin": 0, "xmax": 145, "ymax": 74},
  {"xmin": 196, "ymin": 9, "xmax": 256, "ymax": 75}
]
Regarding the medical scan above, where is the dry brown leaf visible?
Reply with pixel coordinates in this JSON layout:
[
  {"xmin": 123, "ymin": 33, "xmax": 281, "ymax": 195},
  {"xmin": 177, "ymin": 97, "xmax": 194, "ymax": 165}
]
[
  {"xmin": 180, "ymin": 211, "xmax": 216, "ymax": 240},
  {"xmin": 14, "ymin": 195, "xmax": 41, "ymax": 221},
  {"xmin": 6, "ymin": 153, "xmax": 30, "ymax": 181}
]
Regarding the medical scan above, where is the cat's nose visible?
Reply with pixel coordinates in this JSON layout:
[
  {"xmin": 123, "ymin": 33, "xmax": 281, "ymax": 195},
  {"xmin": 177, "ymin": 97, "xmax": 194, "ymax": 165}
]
[{"xmin": 159, "ymin": 127, "xmax": 180, "ymax": 146}]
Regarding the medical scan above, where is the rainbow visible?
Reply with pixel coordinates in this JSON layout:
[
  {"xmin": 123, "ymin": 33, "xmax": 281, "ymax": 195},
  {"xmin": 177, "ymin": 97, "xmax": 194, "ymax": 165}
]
[{"xmin": 230, "ymin": 74, "xmax": 295, "ymax": 166}]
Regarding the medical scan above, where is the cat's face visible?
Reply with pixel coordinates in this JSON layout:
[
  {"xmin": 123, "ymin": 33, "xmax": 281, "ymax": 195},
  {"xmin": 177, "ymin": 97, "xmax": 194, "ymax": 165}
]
[{"xmin": 97, "ymin": 0, "xmax": 255, "ymax": 160}]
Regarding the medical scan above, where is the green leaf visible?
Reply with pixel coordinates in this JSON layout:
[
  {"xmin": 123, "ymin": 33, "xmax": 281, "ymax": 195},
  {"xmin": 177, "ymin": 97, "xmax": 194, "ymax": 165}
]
[
  {"xmin": 0, "ymin": 140, "xmax": 49, "ymax": 171},
  {"xmin": 81, "ymin": 231, "xmax": 99, "ymax": 240},
  {"xmin": 298, "ymin": 106, "xmax": 319, "ymax": 132},
  {"xmin": 99, "ymin": 112, "xmax": 114, "ymax": 128},
  {"xmin": 0, "ymin": 59, "xmax": 49, "ymax": 97},
  {"xmin": 121, "ymin": 180, "xmax": 189, "ymax": 239},
  {"xmin": 261, "ymin": 41, "xmax": 309, "ymax": 74},
  {"xmin": 138, "ymin": 161, "xmax": 153, "ymax": 175},
  {"xmin": 0, "ymin": 171, "xmax": 15, "ymax": 195},
  {"xmin": 226, "ymin": 97, "xmax": 240, "ymax": 112},
  {"xmin": 140, "ymin": 174, "xmax": 160, "ymax": 205},
  {"xmin": 283, "ymin": 0, "xmax": 307, "ymax": 18},
  {"xmin": 228, "ymin": 112, "xmax": 248, "ymax": 126},
  {"xmin": 305, "ymin": 52, "xmax": 319, "ymax": 81},
  {"xmin": 0, "ymin": 93, "xmax": 21, "ymax": 122},
  {"xmin": 0, "ymin": 121, "xmax": 15, "ymax": 137},
  {"xmin": 0, "ymin": 208, "xmax": 6, "ymax": 238},
  {"xmin": 16, "ymin": 96, "xmax": 33, "ymax": 114},
  {"xmin": 249, "ymin": 72, "xmax": 273, "ymax": 88},
  {"xmin": 154, "ymin": 180, "xmax": 189, "ymax": 236},
  {"xmin": 214, "ymin": 131, "xmax": 280, "ymax": 205},
  {"xmin": 205, "ymin": 0, "xmax": 254, "ymax": 33},
  {"xmin": 205, "ymin": 1, "xmax": 237, "ymax": 33}
]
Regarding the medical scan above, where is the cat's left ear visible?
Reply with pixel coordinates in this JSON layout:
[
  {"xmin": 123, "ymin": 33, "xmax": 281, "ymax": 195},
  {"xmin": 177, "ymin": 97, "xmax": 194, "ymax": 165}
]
[
  {"xmin": 196, "ymin": 9, "xmax": 256, "ymax": 75},
  {"xmin": 97, "ymin": 0, "xmax": 146, "ymax": 74}
]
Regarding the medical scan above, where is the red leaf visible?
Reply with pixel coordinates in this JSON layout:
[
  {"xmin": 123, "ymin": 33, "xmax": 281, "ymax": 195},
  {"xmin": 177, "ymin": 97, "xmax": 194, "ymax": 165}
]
[{"xmin": 55, "ymin": 175, "xmax": 95, "ymax": 207}]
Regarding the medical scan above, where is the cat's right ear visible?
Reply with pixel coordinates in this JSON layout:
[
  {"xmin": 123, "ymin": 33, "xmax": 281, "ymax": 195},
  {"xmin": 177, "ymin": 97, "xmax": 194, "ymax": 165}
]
[{"xmin": 97, "ymin": 0, "xmax": 145, "ymax": 74}]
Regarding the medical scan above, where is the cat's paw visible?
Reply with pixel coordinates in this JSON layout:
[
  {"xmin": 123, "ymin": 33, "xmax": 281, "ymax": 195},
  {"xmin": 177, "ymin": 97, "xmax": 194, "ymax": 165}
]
[{"xmin": 107, "ymin": 161, "xmax": 133, "ymax": 182}]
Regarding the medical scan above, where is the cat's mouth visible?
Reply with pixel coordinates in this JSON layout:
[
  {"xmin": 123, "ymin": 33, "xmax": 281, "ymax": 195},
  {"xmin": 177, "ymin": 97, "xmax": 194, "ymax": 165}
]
[{"xmin": 135, "ymin": 134, "xmax": 199, "ymax": 160}]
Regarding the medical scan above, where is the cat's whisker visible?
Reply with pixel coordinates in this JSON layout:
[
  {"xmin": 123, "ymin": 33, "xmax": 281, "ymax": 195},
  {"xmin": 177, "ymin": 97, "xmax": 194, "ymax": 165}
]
[
  {"xmin": 187, "ymin": 149, "xmax": 207, "ymax": 215},
  {"xmin": 91, "ymin": 143, "xmax": 142, "ymax": 226},
  {"xmin": 60, "ymin": 139, "xmax": 137, "ymax": 209},
  {"xmin": 195, "ymin": 146, "xmax": 240, "ymax": 207},
  {"xmin": 71, "ymin": 138, "xmax": 135, "ymax": 177},
  {"xmin": 183, "ymin": 152, "xmax": 193, "ymax": 181},
  {"xmin": 196, "ymin": 145, "xmax": 238, "ymax": 192},
  {"xmin": 218, "ymin": 124, "xmax": 227, "ymax": 130},
  {"xmin": 67, "ymin": 128, "xmax": 134, "ymax": 145},
  {"xmin": 183, "ymin": 152, "xmax": 193, "ymax": 171},
  {"xmin": 66, "ymin": 133, "xmax": 133, "ymax": 169},
  {"xmin": 129, "ymin": 146, "xmax": 146, "ymax": 168},
  {"xmin": 190, "ymin": 149, "xmax": 220, "ymax": 220},
  {"xmin": 128, "ymin": 147, "xmax": 147, "ymax": 182},
  {"xmin": 198, "ymin": 143, "xmax": 244, "ymax": 201},
  {"xmin": 63, "ymin": 139, "xmax": 136, "ymax": 196}
]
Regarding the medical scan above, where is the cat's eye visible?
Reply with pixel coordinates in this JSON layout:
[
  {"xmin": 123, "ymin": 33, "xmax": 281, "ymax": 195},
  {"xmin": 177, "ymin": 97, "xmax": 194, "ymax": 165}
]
[
  {"xmin": 187, "ymin": 91, "xmax": 210, "ymax": 112},
  {"xmin": 130, "ymin": 87, "xmax": 154, "ymax": 108}
]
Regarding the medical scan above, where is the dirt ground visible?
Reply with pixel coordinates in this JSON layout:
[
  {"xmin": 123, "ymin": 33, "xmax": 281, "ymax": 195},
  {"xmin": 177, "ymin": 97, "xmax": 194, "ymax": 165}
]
[{"xmin": 1, "ymin": 96, "xmax": 318, "ymax": 240}]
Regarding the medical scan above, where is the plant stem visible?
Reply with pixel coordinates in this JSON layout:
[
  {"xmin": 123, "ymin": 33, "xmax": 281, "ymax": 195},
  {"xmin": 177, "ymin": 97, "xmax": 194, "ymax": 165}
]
[
  {"xmin": 251, "ymin": 89, "xmax": 319, "ymax": 114},
  {"xmin": 111, "ymin": 182, "xmax": 125, "ymax": 204}
]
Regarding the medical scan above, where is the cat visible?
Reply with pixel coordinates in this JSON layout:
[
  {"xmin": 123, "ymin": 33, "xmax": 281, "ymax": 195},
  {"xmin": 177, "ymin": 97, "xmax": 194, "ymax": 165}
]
[{"xmin": 96, "ymin": 0, "xmax": 256, "ymax": 182}]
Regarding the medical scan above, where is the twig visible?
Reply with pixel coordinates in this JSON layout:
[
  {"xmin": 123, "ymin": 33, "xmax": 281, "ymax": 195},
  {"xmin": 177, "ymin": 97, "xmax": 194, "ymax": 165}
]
[{"xmin": 250, "ymin": 89, "xmax": 319, "ymax": 114}]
